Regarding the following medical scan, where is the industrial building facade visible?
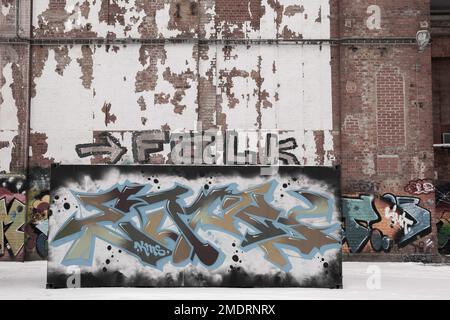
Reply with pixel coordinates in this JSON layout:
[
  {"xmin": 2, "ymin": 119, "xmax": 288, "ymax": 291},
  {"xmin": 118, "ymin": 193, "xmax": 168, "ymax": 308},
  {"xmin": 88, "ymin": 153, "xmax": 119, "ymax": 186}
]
[{"xmin": 0, "ymin": 0, "xmax": 449, "ymax": 263}]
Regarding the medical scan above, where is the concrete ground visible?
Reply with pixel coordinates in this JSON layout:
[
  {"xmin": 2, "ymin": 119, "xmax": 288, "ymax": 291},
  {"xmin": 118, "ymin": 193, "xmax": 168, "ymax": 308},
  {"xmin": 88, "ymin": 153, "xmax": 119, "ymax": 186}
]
[{"xmin": 0, "ymin": 261, "xmax": 449, "ymax": 300}]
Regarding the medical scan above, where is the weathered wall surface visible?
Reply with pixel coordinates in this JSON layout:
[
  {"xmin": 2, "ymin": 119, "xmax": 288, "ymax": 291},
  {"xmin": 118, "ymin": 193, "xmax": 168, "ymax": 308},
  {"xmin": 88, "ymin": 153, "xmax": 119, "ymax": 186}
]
[
  {"xmin": 0, "ymin": 1, "xmax": 445, "ymax": 261},
  {"xmin": 28, "ymin": 43, "xmax": 334, "ymax": 167},
  {"xmin": 339, "ymin": 0, "xmax": 439, "ymax": 261},
  {"xmin": 432, "ymin": 57, "xmax": 450, "ymax": 182},
  {"xmin": 28, "ymin": 0, "xmax": 334, "ymax": 170},
  {"xmin": 0, "ymin": 0, "xmax": 30, "ymax": 37},
  {"xmin": 31, "ymin": 0, "xmax": 329, "ymax": 40},
  {"xmin": 0, "ymin": 0, "xmax": 336, "ymax": 261},
  {"xmin": 0, "ymin": 1, "xmax": 32, "ymax": 261},
  {"xmin": 0, "ymin": 175, "xmax": 26, "ymax": 261},
  {"xmin": 431, "ymin": 22, "xmax": 450, "ymax": 256},
  {"xmin": 436, "ymin": 182, "xmax": 450, "ymax": 255},
  {"xmin": 0, "ymin": 0, "xmax": 30, "ymax": 175},
  {"xmin": 0, "ymin": 44, "xmax": 29, "ymax": 174}
]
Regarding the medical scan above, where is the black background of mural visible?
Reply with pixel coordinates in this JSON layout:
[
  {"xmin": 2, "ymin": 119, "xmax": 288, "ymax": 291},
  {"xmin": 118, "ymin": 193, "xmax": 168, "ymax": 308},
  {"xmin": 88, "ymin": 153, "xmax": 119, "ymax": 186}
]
[
  {"xmin": 47, "ymin": 165, "xmax": 342, "ymax": 289},
  {"xmin": 49, "ymin": 165, "xmax": 341, "ymax": 188}
]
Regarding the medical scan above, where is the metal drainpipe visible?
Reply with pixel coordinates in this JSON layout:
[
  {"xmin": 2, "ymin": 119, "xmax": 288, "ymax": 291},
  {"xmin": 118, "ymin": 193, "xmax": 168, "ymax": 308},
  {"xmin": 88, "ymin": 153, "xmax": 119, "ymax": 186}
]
[
  {"xmin": 25, "ymin": 0, "xmax": 33, "ymax": 178},
  {"xmin": 15, "ymin": 0, "xmax": 24, "ymax": 40},
  {"xmin": 13, "ymin": 0, "xmax": 33, "ymax": 179}
]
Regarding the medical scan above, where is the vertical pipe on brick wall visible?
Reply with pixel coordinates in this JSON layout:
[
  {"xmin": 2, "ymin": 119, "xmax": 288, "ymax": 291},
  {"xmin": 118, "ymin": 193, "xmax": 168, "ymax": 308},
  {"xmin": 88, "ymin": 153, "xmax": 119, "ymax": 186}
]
[
  {"xmin": 14, "ymin": 0, "xmax": 31, "ymax": 174},
  {"xmin": 15, "ymin": 0, "xmax": 25, "ymax": 40},
  {"xmin": 337, "ymin": 0, "xmax": 343, "ymax": 183},
  {"xmin": 15, "ymin": 0, "xmax": 19, "ymax": 38},
  {"xmin": 25, "ymin": 0, "xmax": 33, "ymax": 176},
  {"xmin": 196, "ymin": 0, "xmax": 201, "ymax": 132}
]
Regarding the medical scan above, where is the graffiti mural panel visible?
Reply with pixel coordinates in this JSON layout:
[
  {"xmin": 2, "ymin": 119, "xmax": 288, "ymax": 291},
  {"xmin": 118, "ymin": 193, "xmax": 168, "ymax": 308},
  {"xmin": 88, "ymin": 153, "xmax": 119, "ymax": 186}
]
[
  {"xmin": 342, "ymin": 189, "xmax": 435, "ymax": 256},
  {"xmin": 0, "ymin": 175, "xmax": 27, "ymax": 261},
  {"xmin": 47, "ymin": 165, "xmax": 342, "ymax": 288}
]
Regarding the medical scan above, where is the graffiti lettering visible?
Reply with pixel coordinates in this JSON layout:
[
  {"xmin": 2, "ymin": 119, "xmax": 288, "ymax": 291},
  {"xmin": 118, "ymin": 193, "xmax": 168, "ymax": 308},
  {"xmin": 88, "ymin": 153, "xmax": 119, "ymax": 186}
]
[
  {"xmin": 343, "ymin": 193, "xmax": 432, "ymax": 253},
  {"xmin": 134, "ymin": 241, "xmax": 169, "ymax": 257},
  {"xmin": 384, "ymin": 205, "xmax": 414, "ymax": 234},
  {"xmin": 75, "ymin": 130, "xmax": 300, "ymax": 166},
  {"xmin": 53, "ymin": 182, "xmax": 339, "ymax": 271},
  {"xmin": 382, "ymin": 194, "xmax": 432, "ymax": 246},
  {"xmin": 404, "ymin": 180, "xmax": 435, "ymax": 195},
  {"xmin": 75, "ymin": 133, "xmax": 127, "ymax": 164},
  {"xmin": 410, "ymin": 239, "xmax": 434, "ymax": 254},
  {"xmin": 0, "ymin": 198, "xmax": 26, "ymax": 257},
  {"xmin": 278, "ymin": 138, "xmax": 300, "ymax": 165},
  {"xmin": 132, "ymin": 130, "xmax": 170, "ymax": 163},
  {"xmin": 342, "ymin": 195, "xmax": 381, "ymax": 253}
]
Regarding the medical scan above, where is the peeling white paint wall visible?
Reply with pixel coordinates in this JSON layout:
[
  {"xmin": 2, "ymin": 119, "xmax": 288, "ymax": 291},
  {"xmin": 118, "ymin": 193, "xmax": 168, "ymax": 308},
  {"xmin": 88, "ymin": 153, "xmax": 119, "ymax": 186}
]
[
  {"xmin": 0, "ymin": 62, "xmax": 18, "ymax": 131},
  {"xmin": 260, "ymin": 0, "xmax": 330, "ymax": 39},
  {"xmin": 27, "ymin": 0, "xmax": 334, "ymax": 167},
  {"xmin": 31, "ymin": 43, "xmax": 198, "ymax": 164},
  {"xmin": 0, "ymin": 62, "xmax": 19, "ymax": 172}
]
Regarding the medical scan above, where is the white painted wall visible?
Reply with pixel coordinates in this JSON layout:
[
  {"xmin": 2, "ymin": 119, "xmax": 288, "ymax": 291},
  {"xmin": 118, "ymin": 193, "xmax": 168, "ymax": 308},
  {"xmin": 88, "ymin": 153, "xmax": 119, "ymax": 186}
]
[
  {"xmin": 25, "ymin": 0, "xmax": 334, "ymax": 167},
  {"xmin": 31, "ymin": 43, "xmax": 199, "ymax": 165},
  {"xmin": 0, "ymin": 62, "xmax": 19, "ymax": 172}
]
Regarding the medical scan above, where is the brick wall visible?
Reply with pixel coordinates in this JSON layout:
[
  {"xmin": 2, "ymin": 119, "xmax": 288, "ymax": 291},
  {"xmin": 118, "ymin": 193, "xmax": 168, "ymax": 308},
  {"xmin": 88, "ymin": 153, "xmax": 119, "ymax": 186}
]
[
  {"xmin": 338, "ymin": 0, "xmax": 439, "ymax": 260},
  {"xmin": 376, "ymin": 65, "xmax": 406, "ymax": 149},
  {"xmin": 432, "ymin": 36, "xmax": 450, "ymax": 183},
  {"xmin": 0, "ymin": 0, "xmax": 446, "ymax": 261},
  {"xmin": 432, "ymin": 36, "xmax": 450, "ymax": 57}
]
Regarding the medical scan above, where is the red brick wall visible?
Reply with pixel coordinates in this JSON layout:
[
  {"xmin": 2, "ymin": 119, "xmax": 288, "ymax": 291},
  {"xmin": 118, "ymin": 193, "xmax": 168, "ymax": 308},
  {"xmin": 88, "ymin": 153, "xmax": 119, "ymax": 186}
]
[
  {"xmin": 338, "ymin": 0, "xmax": 438, "ymax": 260},
  {"xmin": 432, "ymin": 37, "xmax": 450, "ymax": 183},
  {"xmin": 376, "ymin": 65, "xmax": 406, "ymax": 149},
  {"xmin": 215, "ymin": 0, "xmax": 260, "ymax": 23},
  {"xmin": 432, "ymin": 36, "xmax": 450, "ymax": 58},
  {"xmin": 339, "ymin": 0, "xmax": 430, "ymax": 38},
  {"xmin": 1, "ymin": 0, "xmax": 445, "ymax": 261}
]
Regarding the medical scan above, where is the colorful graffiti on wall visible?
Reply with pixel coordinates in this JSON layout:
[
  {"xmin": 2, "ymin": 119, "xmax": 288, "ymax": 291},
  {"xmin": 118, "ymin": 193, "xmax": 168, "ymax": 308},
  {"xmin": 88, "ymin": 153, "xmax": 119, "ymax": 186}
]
[
  {"xmin": 404, "ymin": 180, "xmax": 435, "ymax": 196},
  {"xmin": 343, "ymin": 190, "xmax": 433, "ymax": 255},
  {"xmin": 436, "ymin": 182, "xmax": 450, "ymax": 255},
  {"xmin": 0, "ymin": 175, "xmax": 26, "ymax": 261},
  {"xmin": 47, "ymin": 165, "xmax": 342, "ymax": 288},
  {"xmin": 24, "ymin": 168, "xmax": 50, "ymax": 260}
]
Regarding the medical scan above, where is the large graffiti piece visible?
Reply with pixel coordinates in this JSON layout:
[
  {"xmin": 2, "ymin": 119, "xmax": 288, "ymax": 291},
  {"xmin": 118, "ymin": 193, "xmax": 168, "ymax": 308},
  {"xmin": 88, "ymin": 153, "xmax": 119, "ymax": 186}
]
[
  {"xmin": 47, "ymin": 165, "xmax": 342, "ymax": 288},
  {"xmin": 343, "ymin": 193, "xmax": 433, "ymax": 255},
  {"xmin": 436, "ymin": 183, "xmax": 450, "ymax": 255},
  {"xmin": 0, "ymin": 175, "xmax": 26, "ymax": 261}
]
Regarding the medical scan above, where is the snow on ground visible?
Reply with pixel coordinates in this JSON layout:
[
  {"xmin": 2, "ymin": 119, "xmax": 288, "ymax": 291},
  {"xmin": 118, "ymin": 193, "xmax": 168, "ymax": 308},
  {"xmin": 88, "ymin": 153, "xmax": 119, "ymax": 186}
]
[{"xmin": 0, "ymin": 261, "xmax": 449, "ymax": 300}]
